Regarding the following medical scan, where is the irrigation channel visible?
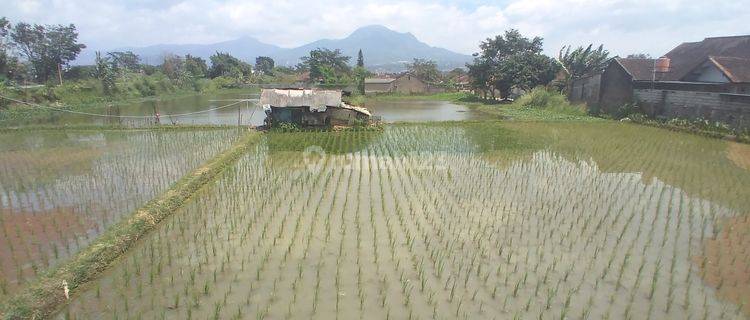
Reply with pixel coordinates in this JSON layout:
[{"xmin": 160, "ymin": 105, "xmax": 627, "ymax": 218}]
[{"xmin": 0, "ymin": 98, "xmax": 748, "ymax": 319}]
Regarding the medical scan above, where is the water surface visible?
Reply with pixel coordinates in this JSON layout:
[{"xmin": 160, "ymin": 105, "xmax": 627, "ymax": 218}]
[
  {"xmin": 365, "ymin": 99, "xmax": 481, "ymax": 123},
  {"xmin": 14, "ymin": 95, "xmax": 482, "ymax": 126}
]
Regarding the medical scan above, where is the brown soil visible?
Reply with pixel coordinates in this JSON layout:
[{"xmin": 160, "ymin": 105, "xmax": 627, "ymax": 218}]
[
  {"xmin": 727, "ymin": 142, "xmax": 750, "ymax": 171},
  {"xmin": 0, "ymin": 206, "xmax": 93, "ymax": 293},
  {"xmin": 695, "ymin": 214, "xmax": 750, "ymax": 315}
]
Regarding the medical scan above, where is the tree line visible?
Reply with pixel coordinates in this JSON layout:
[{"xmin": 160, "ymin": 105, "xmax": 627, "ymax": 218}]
[
  {"xmin": 0, "ymin": 17, "xmax": 85, "ymax": 84},
  {"xmin": 1, "ymin": 15, "xmax": 642, "ymax": 102}
]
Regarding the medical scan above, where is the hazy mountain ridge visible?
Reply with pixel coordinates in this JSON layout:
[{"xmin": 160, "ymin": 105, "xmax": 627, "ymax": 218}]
[{"xmin": 75, "ymin": 25, "xmax": 472, "ymax": 72}]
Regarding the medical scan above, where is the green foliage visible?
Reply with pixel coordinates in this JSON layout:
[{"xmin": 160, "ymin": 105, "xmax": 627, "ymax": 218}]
[
  {"xmin": 511, "ymin": 87, "xmax": 587, "ymax": 115},
  {"xmin": 558, "ymin": 44, "xmax": 610, "ymax": 80},
  {"xmin": 353, "ymin": 66, "xmax": 367, "ymax": 95},
  {"xmin": 160, "ymin": 54, "xmax": 184, "ymax": 81},
  {"xmin": 159, "ymin": 54, "xmax": 210, "ymax": 90},
  {"xmin": 300, "ymin": 48, "xmax": 351, "ymax": 83},
  {"xmin": 467, "ymin": 29, "xmax": 559, "ymax": 99},
  {"xmin": 356, "ymin": 49, "xmax": 364, "ymax": 68},
  {"xmin": 208, "ymin": 52, "xmax": 252, "ymax": 80},
  {"xmin": 63, "ymin": 65, "xmax": 95, "ymax": 80},
  {"xmin": 9, "ymin": 21, "xmax": 85, "ymax": 82},
  {"xmin": 355, "ymin": 50, "xmax": 366, "ymax": 94},
  {"xmin": 210, "ymin": 75, "xmax": 243, "ymax": 89},
  {"xmin": 343, "ymin": 93, "xmax": 365, "ymax": 106},
  {"xmin": 254, "ymin": 56, "xmax": 274, "ymax": 75},
  {"xmin": 406, "ymin": 58, "xmax": 440, "ymax": 83},
  {"xmin": 107, "ymin": 51, "xmax": 140, "ymax": 71},
  {"xmin": 184, "ymin": 54, "xmax": 208, "ymax": 78},
  {"xmin": 272, "ymin": 122, "xmax": 301, "ymax": 132},
  {"xmin": 627, "ymin": 112, "xmax": 749, "ymax": 142},
  {"xmin": 94, "ymin": 52, "xmax": 117, "ymax": 96}
]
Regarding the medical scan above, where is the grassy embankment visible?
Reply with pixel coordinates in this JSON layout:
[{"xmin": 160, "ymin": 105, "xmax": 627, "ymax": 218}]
[{"xmin": 0, "ymin": 129, "xmax": 261, "ymax": 320}]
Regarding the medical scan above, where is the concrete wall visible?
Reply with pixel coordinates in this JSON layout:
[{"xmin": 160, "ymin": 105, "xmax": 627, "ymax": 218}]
[
  {"xmin": 569, "ymin": 73, "xmax": 601, "ymax": 107},
  {"xmin": 635, "ymin": 89, "xmax": 750, "ymax": 130},
  {"xmin": 599, "ymin": 63, "xmax": 635, "ymax": 114},
  {"xmin": 634, "ymin": 81, "xmax": 750, "ymax": 95}
]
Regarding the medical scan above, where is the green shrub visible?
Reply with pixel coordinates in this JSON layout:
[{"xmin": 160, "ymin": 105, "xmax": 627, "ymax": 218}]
[
  {"xmin": 272, "ymin": 122, "xmax": 301, "ymax": 132},
  {"xmin": 343, "ymin": 94, "xmax": 365, "ymax": 106},
  {"xmin": 511, "ymin": 87, "xmax": 587, "ymax": 115},
  {"xmin": 133, "ymin": 77, "xmax": 157, "ymax": 97}
]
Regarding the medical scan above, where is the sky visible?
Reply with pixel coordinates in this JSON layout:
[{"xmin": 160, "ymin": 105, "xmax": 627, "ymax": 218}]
[{"xmin": 2, "ymin": 0, "xmax": 749, "ymax": 58}]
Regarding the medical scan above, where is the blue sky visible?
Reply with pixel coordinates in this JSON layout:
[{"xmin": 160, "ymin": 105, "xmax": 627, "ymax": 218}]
[{"xmin": 2, "ymin": 0, "xmax": 749, "ymax": 58}]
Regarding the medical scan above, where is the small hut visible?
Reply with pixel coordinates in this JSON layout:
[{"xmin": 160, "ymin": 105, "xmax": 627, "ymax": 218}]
[{"xmin": 261, "ymin": 89, "xmax": 371, "ymax": 127}]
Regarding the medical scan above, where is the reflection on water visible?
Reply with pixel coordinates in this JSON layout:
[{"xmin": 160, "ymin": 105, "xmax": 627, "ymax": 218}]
[{"xmin": 366, "ymin": 99, "xmax": 481, "ymax": 123}]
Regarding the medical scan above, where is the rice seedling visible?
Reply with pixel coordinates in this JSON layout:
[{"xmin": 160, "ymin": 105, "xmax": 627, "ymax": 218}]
[
  {"xmin": 50, "ymin": 122, "xmax": 750, "ymax": 319},
  {"xmin": 0, "ymin": 128, "xmax": 239, "ymax": 296}
]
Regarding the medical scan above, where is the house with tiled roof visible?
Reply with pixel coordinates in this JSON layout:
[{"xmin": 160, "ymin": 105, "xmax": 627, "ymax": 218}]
[{"xmin": 569, "ymin": 35, "xmax": 750, "ymax": 129}]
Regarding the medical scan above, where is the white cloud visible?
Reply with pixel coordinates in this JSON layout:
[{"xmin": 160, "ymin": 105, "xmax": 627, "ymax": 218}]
[{"xmin": 1, "ymin": 0, "xmax": 748, "ymax": 57}]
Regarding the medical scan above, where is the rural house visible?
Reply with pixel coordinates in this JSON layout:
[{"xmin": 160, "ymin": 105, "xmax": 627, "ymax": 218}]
[
  {"xmin": 569, "ymin": 35, "xmax": 750, "ymax": 129},
  {"xmin": 365, "ymin": 73, "xmax": 442, "ymax": 94},
  {"xmin": 261, "ymin": 89, "xmax": 371, "ymax": 127}
]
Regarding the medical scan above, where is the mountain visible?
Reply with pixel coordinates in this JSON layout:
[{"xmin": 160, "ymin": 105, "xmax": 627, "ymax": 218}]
[
  {"xmin": 271, "ymin": 25, "xmax": 472, "ymax": 71},
  {"xmin": 75, "ymin": 25, "xmax": 472, "ymax": 72}
]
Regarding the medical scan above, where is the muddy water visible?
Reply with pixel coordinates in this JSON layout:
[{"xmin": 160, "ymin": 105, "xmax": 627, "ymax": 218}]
[{"xmin": 57, "ymin": 123, "xmax": 750, "ymax": 319}]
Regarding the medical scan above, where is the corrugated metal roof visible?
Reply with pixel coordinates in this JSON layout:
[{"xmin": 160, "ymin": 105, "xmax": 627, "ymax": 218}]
[{"xmin": 260, "ymin": 89, "xmax": 342, "ymax": 108}]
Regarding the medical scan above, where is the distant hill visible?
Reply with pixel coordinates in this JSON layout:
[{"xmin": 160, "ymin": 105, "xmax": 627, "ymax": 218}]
[
  {"xmin": 75, "ymin": 25, "xmax": 472, "ymax": 72},
  {"xmin": 270, "ymin": 25, "xmax": 472, "ymax": 72}
]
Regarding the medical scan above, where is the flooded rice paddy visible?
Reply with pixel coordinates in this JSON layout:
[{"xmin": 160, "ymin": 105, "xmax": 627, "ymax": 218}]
[
  {"xmin": 53, "ymin": 122, "xmax": 750, "ymax": 319},
  {"xmin": 0, "ymin": 129, "xmax": 240, "ymax": 296}
]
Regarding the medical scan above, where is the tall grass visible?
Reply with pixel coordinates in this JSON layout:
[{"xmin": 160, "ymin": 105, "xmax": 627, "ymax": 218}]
[{"xmin": 510, "ymin": 87, "xmax": 587, "ymax": 116}]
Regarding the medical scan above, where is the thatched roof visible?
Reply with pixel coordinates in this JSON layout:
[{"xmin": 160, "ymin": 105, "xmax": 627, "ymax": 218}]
[{"xmin": 260, "ymin": 89, "xmax": 342, "ymax": 108}]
